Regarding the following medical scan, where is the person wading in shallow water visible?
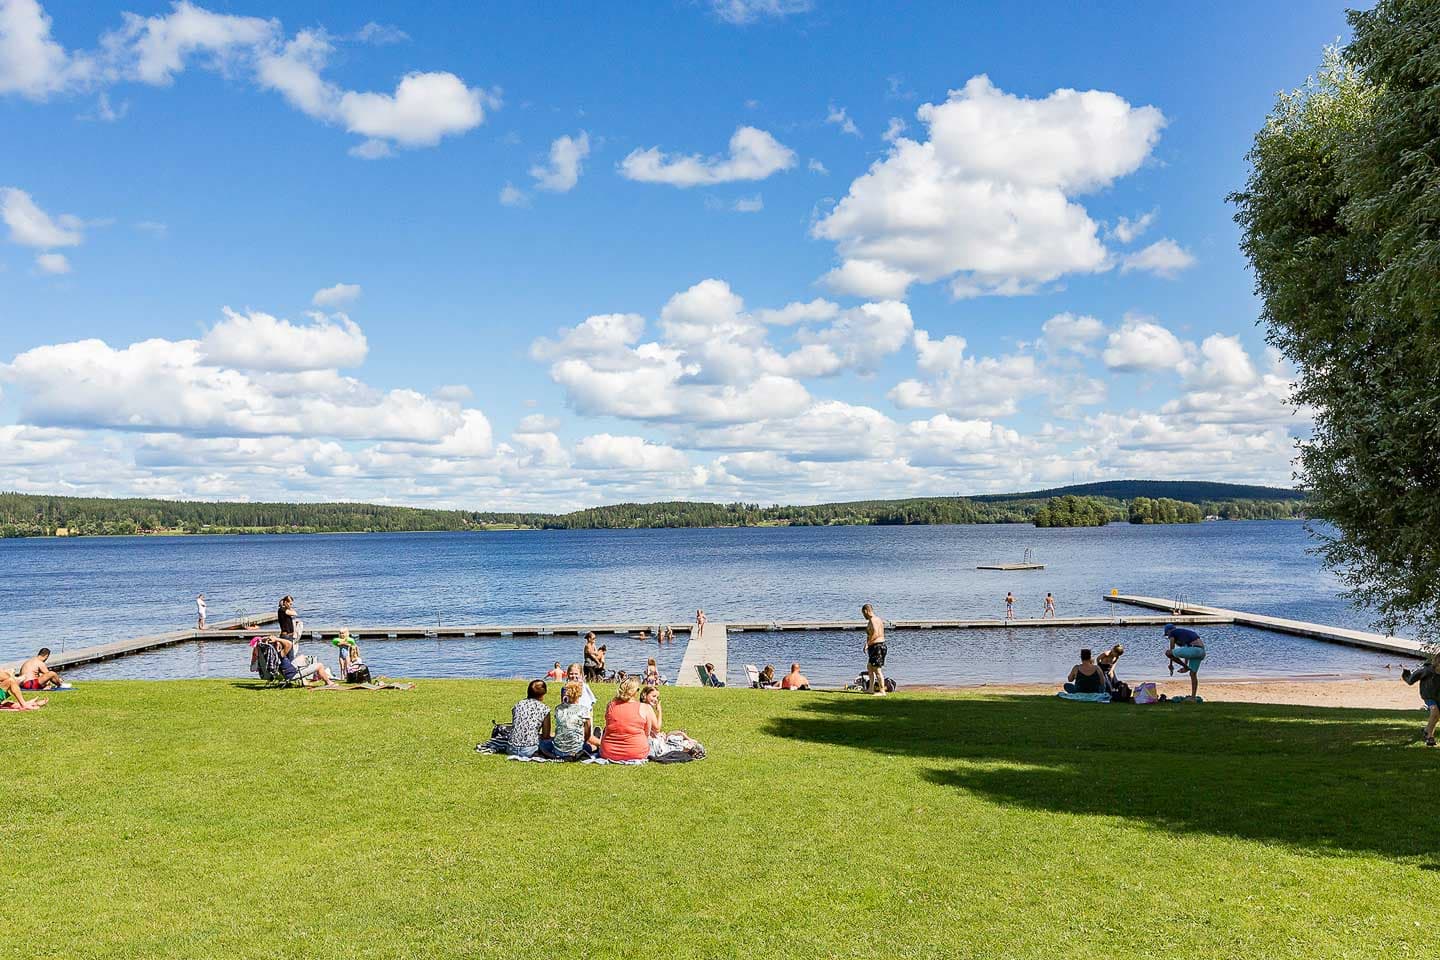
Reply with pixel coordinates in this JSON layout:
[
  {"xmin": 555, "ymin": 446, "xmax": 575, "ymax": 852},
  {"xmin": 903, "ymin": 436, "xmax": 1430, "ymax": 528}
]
[{"xmin": 862, "ymin": 603, "xmax": 887, "ymax": 696}]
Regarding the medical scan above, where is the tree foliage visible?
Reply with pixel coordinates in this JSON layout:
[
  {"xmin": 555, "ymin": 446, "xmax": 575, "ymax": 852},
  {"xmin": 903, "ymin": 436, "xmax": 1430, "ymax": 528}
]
[
  {"xmin": 1128, "ymin": 497, "xmax": 1203, "ymax": 525},
  {"xmin": 1032, "ymin": 496, "xmax": 1117, "ymax": 527},
  {"xmin": 1230, "ymin": 0, "xmax": 1440, "ymax": 641}
]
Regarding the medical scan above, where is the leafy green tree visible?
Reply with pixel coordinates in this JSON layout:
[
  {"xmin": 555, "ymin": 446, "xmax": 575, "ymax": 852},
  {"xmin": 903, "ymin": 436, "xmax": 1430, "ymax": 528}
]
[{"xmin": 1230, "ymin": 0, "xmax": 1440, "ymax": 642}]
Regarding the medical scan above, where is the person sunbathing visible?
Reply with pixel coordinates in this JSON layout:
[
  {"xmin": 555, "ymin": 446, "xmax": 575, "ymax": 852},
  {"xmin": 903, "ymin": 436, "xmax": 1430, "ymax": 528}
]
[
  {"xmin": 1, "ymin": 669, "xmax": 48, "ymax": 710},
  {"xmin": 1064, "ymin": 649, "xmax": 1106, "ymax": 694},
  {"xmin": 18, "ymin": 648, "xmax": 66, "ymax": 691},
  {"xmin": 780, "ymin": 663, "xmax": 810, "ymax": 690}
]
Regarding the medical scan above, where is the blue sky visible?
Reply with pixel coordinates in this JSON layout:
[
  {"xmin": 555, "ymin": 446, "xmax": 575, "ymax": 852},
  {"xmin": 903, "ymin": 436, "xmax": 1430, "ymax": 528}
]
[{"xmin": 0, "ymin": 0, "xmax": 1352, "ymax": 509}]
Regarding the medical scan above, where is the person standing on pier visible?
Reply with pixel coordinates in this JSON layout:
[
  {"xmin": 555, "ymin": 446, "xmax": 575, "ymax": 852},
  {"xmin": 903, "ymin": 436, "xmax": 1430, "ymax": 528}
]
[
  {"xmin": 1043, "ymin": 593, "xmax": 1055, "ymax": 618},
  {"xmin": 862, "ymin": 603, "xmax": 887, "ymax": 696},
  {"xmin": 196, "ymin": 593, "xmax": 207, "ymax": 630},
  {"xmin": 696, "ymin": 609, "xmax": 707, "ymax": 635},
  {"xmin": 1005, "ymin": 592, "xmax": 1016, "ymax": 620}
]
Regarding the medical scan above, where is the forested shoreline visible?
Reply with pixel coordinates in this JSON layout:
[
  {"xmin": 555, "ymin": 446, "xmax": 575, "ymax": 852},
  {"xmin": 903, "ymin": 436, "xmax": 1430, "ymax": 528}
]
[{"xmin": 0, "ymin": 484, "xmax": 1305, "ymax": 538}]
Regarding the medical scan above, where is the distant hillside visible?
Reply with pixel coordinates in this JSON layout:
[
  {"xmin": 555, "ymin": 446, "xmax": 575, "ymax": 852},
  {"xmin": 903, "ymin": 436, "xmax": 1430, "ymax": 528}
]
[
  {"xmin": 967, "ymin": 480, "xmax": 1304, "ymax": 504},
  {"xmin": 0, "ymin": 481, "xmax": 1305, "ymax": 538}
]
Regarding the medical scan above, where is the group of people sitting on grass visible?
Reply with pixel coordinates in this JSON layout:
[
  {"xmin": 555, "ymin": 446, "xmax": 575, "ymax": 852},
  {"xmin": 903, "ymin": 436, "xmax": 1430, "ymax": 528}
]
[
  {"xmin": 499, "ymin": 663, "xmax": 698, "ymax": 761},
  {"xmin": 0, "ymin": 648, "xmax": 69, "ymax": 711}
]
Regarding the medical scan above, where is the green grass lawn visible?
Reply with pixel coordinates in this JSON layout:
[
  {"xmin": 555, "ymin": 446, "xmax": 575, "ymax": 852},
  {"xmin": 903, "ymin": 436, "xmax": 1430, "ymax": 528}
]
[{"xmin": 5, "ymin": 681, "xmax": 1436, "ymax": 959}]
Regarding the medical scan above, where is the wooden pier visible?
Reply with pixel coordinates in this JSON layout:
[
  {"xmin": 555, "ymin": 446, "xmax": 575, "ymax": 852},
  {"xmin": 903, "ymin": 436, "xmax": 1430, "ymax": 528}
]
[
  {"xmin": 15, "ymin": 599, "xmax": 1422, "ymax": 678},
  {"xmin": 677, "ymin": 622, "xmax": 729, "ymax": 687},
  {"xmin": 1, "ymin": 612, "xmax": 277, "ymax": 674},
  {"xmin": 1103, "ymin": 594, "xmax": 1426, "ymax": 659}
]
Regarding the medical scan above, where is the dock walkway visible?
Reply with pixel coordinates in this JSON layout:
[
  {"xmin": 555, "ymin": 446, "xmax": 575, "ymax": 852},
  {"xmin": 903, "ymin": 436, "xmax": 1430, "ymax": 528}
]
[
  {"xmin": 1104, "ymin": 594, "xmax": 1426, "ymax": 659},
  {"xmin": 677, "ymin": 622, "xmax": 728, "ymax": 687},
  {"xmin": 2, "ymin": 612, "xmax": 276, "ymax": 673}
]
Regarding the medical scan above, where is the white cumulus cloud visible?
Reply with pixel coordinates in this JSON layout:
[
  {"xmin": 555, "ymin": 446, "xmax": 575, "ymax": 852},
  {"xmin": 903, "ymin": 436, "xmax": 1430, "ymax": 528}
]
[
  {"xmin": 530, "ymin": 131, "xmax": 590, "ymax": 192},
  {"xmin": 1102, "ymin": 315, "xmax": 1186, "ymax": 372},
  {"xmin": 311, "ymin": 282, "xmax": 362, "ymax": 307},
  {"xmin": 200, "ymin": 308, "xmax": 369, "ymax": 371},
  {"xmin": 813, "ymin": 75, "xmax": 1165, "ymax": 299},
  {"xmin": 619, "ymin": 126, "xmax": 796, "ymax": 187},
  {"xmin": 1121, "ymin": 238, "xmax": 1196, "ymax": 277}
]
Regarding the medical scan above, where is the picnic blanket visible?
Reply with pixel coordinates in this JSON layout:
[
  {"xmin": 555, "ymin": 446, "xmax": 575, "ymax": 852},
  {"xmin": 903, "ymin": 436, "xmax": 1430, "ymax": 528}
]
[
  {"xmin": 313, "ymin": 679, "xmax": 416, "ymax": 692},
  {"xmin": 1056, "ymin": 691, "xmax": 1111, "ymax": 703}
]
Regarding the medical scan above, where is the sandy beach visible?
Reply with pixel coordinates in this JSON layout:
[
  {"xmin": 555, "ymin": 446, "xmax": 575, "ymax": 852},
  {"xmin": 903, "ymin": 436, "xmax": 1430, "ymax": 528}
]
[{"xmin": 947, "ymin": 672, "xmax": 1423, "ymax": 710}]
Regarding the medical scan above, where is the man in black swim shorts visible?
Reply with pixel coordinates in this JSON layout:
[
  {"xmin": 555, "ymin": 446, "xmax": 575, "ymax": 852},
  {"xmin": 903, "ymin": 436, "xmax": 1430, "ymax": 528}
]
[{"xmin": 862, "ymin": 603, "xmax": 887, "ymax": 696}]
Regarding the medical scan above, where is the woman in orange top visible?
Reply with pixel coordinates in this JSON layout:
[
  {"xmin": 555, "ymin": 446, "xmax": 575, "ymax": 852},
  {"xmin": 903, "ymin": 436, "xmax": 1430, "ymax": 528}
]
[{"xmin": 599, "ymin": 678, "xmax": 659, "ymax": 761}]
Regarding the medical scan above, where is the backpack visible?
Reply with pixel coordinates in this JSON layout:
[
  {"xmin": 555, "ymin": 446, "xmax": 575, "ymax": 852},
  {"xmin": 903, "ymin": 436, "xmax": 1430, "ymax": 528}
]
[
  {"xmin": 253, "ymin": 642, "xmax": 283, "ymax": 682},
  {"xmin": 1109, "ymin": 680, "xmax": 1133, "ymax": 703},
  {"xmin": 345, "ymin": 664, "xmax": 372, "ymax": 685}
]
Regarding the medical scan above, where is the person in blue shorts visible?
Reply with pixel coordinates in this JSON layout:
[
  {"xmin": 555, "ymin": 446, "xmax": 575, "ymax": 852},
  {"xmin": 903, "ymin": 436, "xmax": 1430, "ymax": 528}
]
[
  {"xmin": 1163, "ymin": 624, "xmax": 1205, "ymax": 699},
  {"xmin": 1402, "ymin": 654, "xmax": 1440, "ymax": 747}
]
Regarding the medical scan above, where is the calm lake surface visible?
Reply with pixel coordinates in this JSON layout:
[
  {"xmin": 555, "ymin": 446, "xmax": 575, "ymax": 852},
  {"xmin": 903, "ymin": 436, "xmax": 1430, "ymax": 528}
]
[{"xmin": 0, "ymin": 522, "xmax": 1402, "ymax": 686}]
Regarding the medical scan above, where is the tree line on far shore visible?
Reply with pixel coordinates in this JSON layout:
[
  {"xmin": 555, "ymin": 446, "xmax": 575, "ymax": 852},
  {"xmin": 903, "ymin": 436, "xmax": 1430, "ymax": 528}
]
[{"xmin": 0, "ymin": 488, "xmax": 1305, "ymax": 538}]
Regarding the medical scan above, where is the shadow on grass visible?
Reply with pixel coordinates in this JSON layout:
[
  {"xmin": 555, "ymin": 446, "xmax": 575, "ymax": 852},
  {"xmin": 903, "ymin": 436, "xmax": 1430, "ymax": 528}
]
[{"xmin": 765, "ymin": 693, "xmax": 1439, "ymax": 859}]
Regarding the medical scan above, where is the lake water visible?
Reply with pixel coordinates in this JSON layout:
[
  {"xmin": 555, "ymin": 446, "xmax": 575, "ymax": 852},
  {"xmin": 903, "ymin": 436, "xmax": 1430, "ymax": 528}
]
[{"xmin": 0, "ymin": 522, "xmax": 1404, "ymax": 686}]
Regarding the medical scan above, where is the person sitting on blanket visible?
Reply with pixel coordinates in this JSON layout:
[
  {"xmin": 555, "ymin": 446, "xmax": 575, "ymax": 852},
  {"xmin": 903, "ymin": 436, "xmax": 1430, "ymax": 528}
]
[
  {"xmin": 543, "ymin": 681, "xmax": 600, "ymax": 759},
  {"xmin": 643, "ymin": 658, "xmax": 661, "ymax": 685},
  {"xmin": 780, "ymin": 662, "xmax": 810, "ymax": 690},
  {"xmin": 17, "ymin": 648, "xmax": 65, "ymax": 691},
  {"xmin": 1, "ymin": 668, "xmax": 48, "ymax": 710},
  {"xmin": 508, "ymin": 679, "xmax": 553, "ymax": 758},
  {"xmin": 600, "ymin": 678, "xmax": 659, "ymax": 762},
  {"xmin": 1064, "ymin": 648, "xmax": 1106, "ymax": 695},
  {"xmin": 1096, "ymin": 644, "xmax": 1125, "ymax": 691}
]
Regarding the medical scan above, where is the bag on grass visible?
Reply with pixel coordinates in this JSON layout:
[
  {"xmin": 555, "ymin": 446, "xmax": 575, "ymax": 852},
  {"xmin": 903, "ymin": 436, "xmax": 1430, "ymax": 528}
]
[
  {"xmin": 1133, "ymin": 682, "xmax": 1159, "ymax": 705},
  {"xmin": 1109, "ymin": 680, "xmax": 1133, "ymax": 703},
  {"xmin": 491, "ymin": 721, "xmax": 513, "ymax": 742},
  {"xmin": 345, "ymin": 664, "xmax": 372, "ymax": 685}
]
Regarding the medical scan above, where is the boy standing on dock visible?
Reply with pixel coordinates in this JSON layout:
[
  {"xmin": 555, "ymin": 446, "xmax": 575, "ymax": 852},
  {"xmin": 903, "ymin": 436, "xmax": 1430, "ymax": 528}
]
[
  {"xmin": 1005, "ymin": 592, "xmax": 1016, "ymax": 620},
  {"xmin": 196, "ymin": 594, "xmax": 206, "ymax": 630},
  {"xmin": 862, "ymin": 603, "xmax": 887, "ymax": 696}
]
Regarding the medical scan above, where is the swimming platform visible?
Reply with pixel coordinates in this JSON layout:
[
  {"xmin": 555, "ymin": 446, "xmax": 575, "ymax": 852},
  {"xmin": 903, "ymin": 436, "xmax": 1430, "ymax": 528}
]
[{"xmin": 5, "ymin": 596, "xmax": 1423, "ymax": 677}]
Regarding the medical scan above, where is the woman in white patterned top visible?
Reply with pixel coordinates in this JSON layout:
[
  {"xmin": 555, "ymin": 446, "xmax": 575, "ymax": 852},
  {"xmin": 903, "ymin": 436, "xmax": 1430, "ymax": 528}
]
[
  {"xmin": 544, "ymin": 681, "xmax": 599, "ymax": 759},
  {"xmin": 507, "ymin": 680, "xmax": 552, "ymax": 757}
]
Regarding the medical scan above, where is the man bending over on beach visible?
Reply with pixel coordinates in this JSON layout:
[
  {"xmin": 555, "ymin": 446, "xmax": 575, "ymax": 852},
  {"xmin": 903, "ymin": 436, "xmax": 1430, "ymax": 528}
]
[
  {"xmin": 863, "ymin": 603, "xmax": 887, "ymax": 696},
  {"xmin": 1402, "ymin": 654, "xmax": 1440, "ymax": 747},
  {"xmin": 19, "ymin": 648, "xmax": 65, "ymax": 691},
  {"xmin": 1163, "ymin": 624, "xmax": 1205, "ymax": 699}
]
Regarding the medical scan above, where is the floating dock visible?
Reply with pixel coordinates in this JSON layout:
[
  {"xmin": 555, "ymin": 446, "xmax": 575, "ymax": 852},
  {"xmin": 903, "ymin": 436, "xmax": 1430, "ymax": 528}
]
[
  {"xmin": 1103, "ymin": 594, "xmax": 1426, "ymax": 659},
  {"xmin": 976, "ymin": 562, "xmax": 1045, "ymax": 571},
  {"xmin": 1, "ymin": 612, "xmax": 277, "ymax": 674},
  {"xmin": 16, "ymin": 598, "xmax": 1423, "ymax": 677},
  {"xmin": 677, "ymin": 622, "xmax": 729, "ymax": 687}
]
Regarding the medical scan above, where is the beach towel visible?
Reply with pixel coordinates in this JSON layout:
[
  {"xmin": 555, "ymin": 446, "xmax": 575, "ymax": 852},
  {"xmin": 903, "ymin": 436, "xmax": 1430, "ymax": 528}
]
[
  {"xmin": 313, "ymin": 679, "xmax": 416, "ymax": 692},
  {"xmin": 1056, "ymin": 691, "xmax": 1111, "ymax": 703}
]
